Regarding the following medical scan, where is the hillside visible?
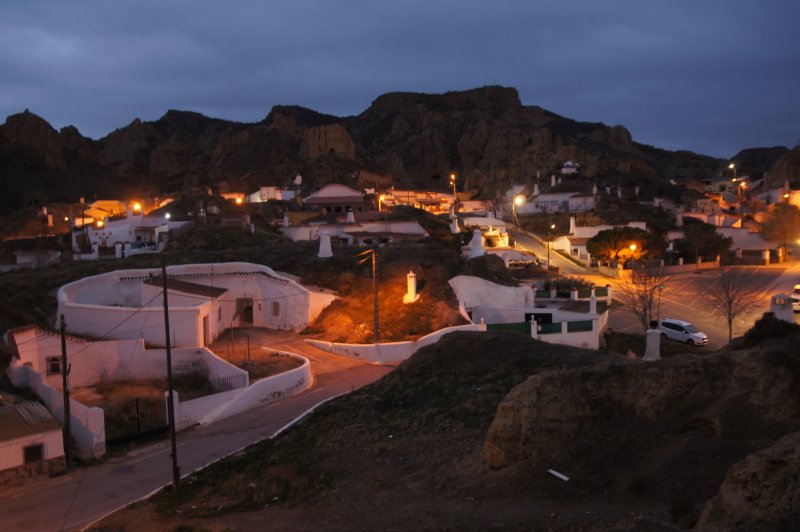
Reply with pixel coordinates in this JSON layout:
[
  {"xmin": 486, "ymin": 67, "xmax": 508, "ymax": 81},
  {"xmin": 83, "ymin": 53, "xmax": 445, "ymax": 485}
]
[
  {"xmin": 95, "ymin": 315, "xmax": 800, "ymax": 531},
  {"xmin": 0, "ymin": 86, "xmax": 757, "ymax": 215}
]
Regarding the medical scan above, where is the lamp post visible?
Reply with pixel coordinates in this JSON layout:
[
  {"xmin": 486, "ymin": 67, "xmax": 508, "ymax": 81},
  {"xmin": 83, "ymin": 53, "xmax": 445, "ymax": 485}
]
[
  {"xmin": 449, "ymin": 173, "xmax": 458, "ymax": 215},
  {"xmin": 512, "ymin": 194, "xmax": 525, "ymax": 226},
  {"xmin": 546, "ymin": 223, "xmax": 555, "ymax": 270},
  {"xmin": 356, "ymin": 248, "xmax": 380, "ymax": 344},
  {"xmin": 738, "ymin": 182, "xmax": 746, "ymax": 224},
  {"xmin": 657, "ymin": 284, "xmax": 664, "ymax": 322}
]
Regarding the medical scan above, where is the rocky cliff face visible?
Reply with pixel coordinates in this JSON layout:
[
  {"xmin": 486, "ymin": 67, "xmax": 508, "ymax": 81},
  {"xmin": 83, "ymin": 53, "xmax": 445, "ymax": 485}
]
[
  {"xmin": 0, "ymin": 86, "xmax": 742, "ymax": 214},
  {"xmin": 766, "ymin": 145, "xmax": 800, "ymax": 188}
]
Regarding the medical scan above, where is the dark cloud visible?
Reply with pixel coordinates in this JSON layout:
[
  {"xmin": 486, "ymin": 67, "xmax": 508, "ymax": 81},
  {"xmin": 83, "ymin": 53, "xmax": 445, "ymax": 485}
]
[{"xmin": 1, "ymin": 0, "xmax": 798, "ymax": 157}]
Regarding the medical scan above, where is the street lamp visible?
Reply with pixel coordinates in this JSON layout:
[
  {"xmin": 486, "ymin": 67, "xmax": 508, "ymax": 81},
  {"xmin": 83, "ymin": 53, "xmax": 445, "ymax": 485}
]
[
  {"xmin": 512, "ymin": 194, "xmax": 525, "ymax": 226},
  {"xmin": 356, "ymin": 247, "xmax": 380, "ymax": 344},
  {"xmin": 546, "ymin": 223, "xmax": 556, "ymax": 271},
  {"xmin": 449, "ymin": 173, "xmax": 458, "ymax": 214},
  {"xmin": 738, "ymin": 181, "xmax": 746, "ymax": 224}
]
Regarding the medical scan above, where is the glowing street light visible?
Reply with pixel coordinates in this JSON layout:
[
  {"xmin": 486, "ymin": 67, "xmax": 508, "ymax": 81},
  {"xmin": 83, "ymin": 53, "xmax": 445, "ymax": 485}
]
[
  {"xmin": 132, "ymin": 202, "xmax": 142, "ymax": 212},
  {"xmin": 235, "ymin": 197, "xmax": 243, "ymax": 205},
  {"xmin": 546, "ymin": 223, "xmax": 556, "ymax": 270},
  {"xmin": 165, "ymin": 212, "xmax": 171, "ymax": 220},
  {"xmin": 449, "ymin": 173, "xmax": 458, "ymax": 214},
  {"xmin": 630, "ymin": 243, "xmax": 637, "ymax": 251},
  {"xmin": 512, "ymin": 194, "xmax": 525, "ymax": 225}
]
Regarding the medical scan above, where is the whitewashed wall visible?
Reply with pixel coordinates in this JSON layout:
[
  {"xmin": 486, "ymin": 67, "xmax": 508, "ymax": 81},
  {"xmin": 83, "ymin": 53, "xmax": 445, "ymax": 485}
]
[
  {"xmin": 0, "ymin": 430, "xmax": 63, "ymax": 470},
  {"xmin": 7, "ymin": 364, "xmax": 105, "ymax": 459},
  {"xmin": 57, "ymin": 263, "xmax": 336, "ymax": 348},
  {"xmin": 306, "ymin": 324, "xmax": 487, "ymax": 364},
  {"xmin": 164, "ymin": 352, "xmax": 311, "ymax": 429}
]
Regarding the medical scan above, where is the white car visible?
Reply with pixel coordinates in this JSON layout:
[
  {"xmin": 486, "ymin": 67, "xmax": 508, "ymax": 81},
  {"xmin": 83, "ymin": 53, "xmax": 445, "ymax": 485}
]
[
  {"xmin": 659, "ymin": 318, "xmax": 708, "ymax": 346},
  {"xmin": 792, "ymin": 284, "xmax": 800, "ymax": 312}
]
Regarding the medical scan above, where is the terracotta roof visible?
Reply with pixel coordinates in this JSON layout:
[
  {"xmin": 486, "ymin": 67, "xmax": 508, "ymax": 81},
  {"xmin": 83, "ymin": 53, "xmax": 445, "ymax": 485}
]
[
  {"xmin": 143, "ymin": 277, "xmax": 228, "ymax": 299},
  {"xmin": 0, "ymin": 403, "xmax": 61, "ymax": 443}
]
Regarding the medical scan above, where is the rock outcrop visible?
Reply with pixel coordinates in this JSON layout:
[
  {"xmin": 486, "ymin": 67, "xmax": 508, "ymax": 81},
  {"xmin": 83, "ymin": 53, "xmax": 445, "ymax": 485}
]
[
  {"xmin": 766, "ymin": 145, "xmax": 800, "ymax": 188},
  {"xmin": 696, "ymin": 431, "xmax": 800, "ymax": 530},
  {"xmin": 483, "ymin": 342, "xmax": 800, "ymax": 523},
  {"xmin": 301, "ymin": 124, "xmax": 355, "ymax": 160}
]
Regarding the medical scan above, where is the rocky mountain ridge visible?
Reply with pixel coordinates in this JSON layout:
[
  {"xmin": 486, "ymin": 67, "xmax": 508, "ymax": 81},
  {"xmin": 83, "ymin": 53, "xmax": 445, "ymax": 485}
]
[{"xmin": 1, "ymin": 86, "xmax": 796, "ymax": 215}]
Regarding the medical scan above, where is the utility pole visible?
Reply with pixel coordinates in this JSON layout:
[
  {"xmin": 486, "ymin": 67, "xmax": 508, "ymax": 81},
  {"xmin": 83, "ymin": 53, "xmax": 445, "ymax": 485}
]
[
  {"xmin": 161, "ymin": 260, "xmax": 180, "ymax": 491},
  {"xmin": 356, "ymin": 248, "xmax": 380, "ymax": 344},
  {"xmin": 372, "ymin": 248, "xmax": 379, "ymax": 344},
  {"xmin": 59, "ymin": 315, "xmax": 71, "ymax": 468}
]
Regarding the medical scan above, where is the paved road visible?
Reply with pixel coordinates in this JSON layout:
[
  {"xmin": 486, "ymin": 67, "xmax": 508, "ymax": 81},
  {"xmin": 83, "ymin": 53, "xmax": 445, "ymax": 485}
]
[
  {"xmin": 0, "ymin": 333, "xmax": 392, "ymax": 531},
  {"xmin": 602, "ymin": 264, "xmax": 800, "ymax": 349},
  {"xmin": 508, "ymin": 226, "xmax": 587, "ymax": 276}
]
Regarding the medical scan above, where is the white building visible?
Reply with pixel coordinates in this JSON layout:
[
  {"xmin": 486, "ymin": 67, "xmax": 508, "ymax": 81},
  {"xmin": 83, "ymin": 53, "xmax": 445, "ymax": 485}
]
[
  {"xmin": 518, "ymin": 192, "xmax": 596, "ymax": 214},
  {"xmin": 56, "ymin": 262, "xmax": 336, "ymax": 348},
  {"xmin": 0, "ymin": 402, "xmax": 65, "ymax": 488},
  {"xmin": 449, "ymin": 275, "xmax": 609, "ymax": 350},
  {"xmin": 248, "ymin": 186, "xmax": 297, "ymax": 203},
  {"xmin": 71, "ymin": 206, "xmax": 190, "ymax": 257},
  {"xmin": 561, "ymin": 161, "xmax": 580, "ymax": 174}
]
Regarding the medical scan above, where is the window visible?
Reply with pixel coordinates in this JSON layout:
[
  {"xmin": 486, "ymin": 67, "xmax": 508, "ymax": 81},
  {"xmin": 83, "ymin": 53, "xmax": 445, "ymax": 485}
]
[
  {"xmin": 272, "ymin": 301, "xmax": 280, "ymax": 317},
  {"xmin": 46, "ymin": 356, "xmax": 61, "ymax": 375},
  {"xmin": 23, "ymin": 443, "xmax": 44, "ymax": 464}
]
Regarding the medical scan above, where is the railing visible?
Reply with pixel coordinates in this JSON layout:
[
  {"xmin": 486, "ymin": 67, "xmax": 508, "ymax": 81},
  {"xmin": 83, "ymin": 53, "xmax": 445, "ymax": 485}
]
[
  {"xmin": 577, "ymin": 289, "xmax": 592, "ymax": 298},
  {"xmin": 567, "ymin": 320, "xmax": 594, "ymax": 332},
  {"xmin": 537, "ymin": 322, "xmax": 562, "ymax": 334},
  {"xmin": 595, "ymin": 287, "xmax": 608, "ymax": 297},
  {"xmin": 487, "ymin": 322, "xmax": 530, "ymax": 334},
  {"xmin": 179, "ymin": 373, "xmax": 248, "ymax": 402}
]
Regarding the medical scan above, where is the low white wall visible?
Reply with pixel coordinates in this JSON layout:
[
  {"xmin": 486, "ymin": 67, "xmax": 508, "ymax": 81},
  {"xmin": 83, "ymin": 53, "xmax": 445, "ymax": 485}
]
[
  {"xmin": 158, "ymin": 352, "xmax": 313, "ymax": 430},
  {"xmin": 306, "ymin": 324, "xmax": 487, "ymax": 364},
  {"xmin": 6, "ymin": 364, "xmax": 105, "ymax": 459},
  {"xmin": 199, "ymin": 349, "xmax": 249, "ymax": 381}
]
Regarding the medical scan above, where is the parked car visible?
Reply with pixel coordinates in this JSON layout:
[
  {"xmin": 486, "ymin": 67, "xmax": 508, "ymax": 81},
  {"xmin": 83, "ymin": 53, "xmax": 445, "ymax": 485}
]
[
  {"xmin": 659, "ymin": 318, "xmax": 708, "ymax": 346},
  {"xmin": 792, "ymin": 284, "xmax": 800, "ymax": 312}
]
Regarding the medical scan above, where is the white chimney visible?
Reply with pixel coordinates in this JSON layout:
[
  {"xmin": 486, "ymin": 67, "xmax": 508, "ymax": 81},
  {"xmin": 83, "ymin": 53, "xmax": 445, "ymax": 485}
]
[{"xmin": 346, "ymin": 208, "xmax": 355, "ymax": 224}]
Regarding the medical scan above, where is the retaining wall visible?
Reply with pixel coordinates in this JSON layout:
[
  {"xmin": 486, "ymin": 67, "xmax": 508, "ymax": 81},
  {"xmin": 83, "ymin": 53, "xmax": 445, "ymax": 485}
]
[{"xmin": 306, "ymin": 324, "xmax": 487, "ymax": 364}]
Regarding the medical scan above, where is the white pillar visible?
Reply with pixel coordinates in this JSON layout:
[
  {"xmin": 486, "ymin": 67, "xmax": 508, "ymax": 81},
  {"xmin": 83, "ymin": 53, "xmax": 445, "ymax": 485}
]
[
  {"xmin": 643, "ymin": 327, "xmax": 661, "ymax": 361},
  {"xmin": 569, "ymin": 216, "xmax": 576, "ymax": 235},
  {"xmin": 550, "ymin": 174, "xmax": 556, "ymax": 187},
  {"xmin": 533, "ymin": 183, "xmax": 540, "ymax": 196},
  {"xmin": 403, "ymin": 271, "xmax": 420, "ymax": 304},
  {"xmin": 346, "ymin": 208, "xmax": 355, "ymax": 223},
  {"xmin": 115, "ymin": 242, "xmax": 123, "ymax": 258},
  {"xmin": 318, "ymin": 231, "xmax": 333, "ymax": 258},
  {"xmin": 678, "ymin": 257, "xmax": 684, "ymax": 266},
  {"xmin": 589, "ymin": 293, "xmax": 597, "ymax": 315},
  {"xmin": 283, "ymin": 212, "xmax": 289, "ymax": 227}
]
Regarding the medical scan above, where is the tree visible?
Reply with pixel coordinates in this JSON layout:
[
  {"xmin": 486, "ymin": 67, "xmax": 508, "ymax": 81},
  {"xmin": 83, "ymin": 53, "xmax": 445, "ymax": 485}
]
[
  {"xmin": 675, "ymin": 218, "xmax": 732, "ymax": 264},
  {"xmin": 706, "ymin": 267, "xmax": 761, "ymax": 342},
  {"xmin": 761, "ymin": 203, "xmax": 800, "ymax": 259},
  {"xmin": 616, "ymin": 263, "xmax": 670, "ymax": 332},
  {"xmin": 587, "ymin": 227, "xmax": 650, "ymax": 264}
]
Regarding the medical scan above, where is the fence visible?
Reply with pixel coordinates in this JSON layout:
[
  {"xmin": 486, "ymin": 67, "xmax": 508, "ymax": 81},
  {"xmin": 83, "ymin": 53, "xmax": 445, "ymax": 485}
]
[
  {"xmin": 567, "ymin": 320, "xmax": 594, "ymax": 332},
  {"xmin": 104, "ymin": 397, "xmax": 168, "ymax": 446},
  {"xmin": 537, "ymin": 322, "xmax": 562, "ymax": 334},
  {"xmin": 179, "ymin": 373, "xmax": 248, "ymax": 401},
  {"xmin": 487, "ymin": 322, "xmax": 530, "ymax": 334}
]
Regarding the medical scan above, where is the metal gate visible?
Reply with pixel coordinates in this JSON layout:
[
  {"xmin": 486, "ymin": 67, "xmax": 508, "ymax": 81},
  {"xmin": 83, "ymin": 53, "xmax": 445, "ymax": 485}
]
[{"xmin": 104, "ymin": 397, "xmax": 168, "ymax": 446}]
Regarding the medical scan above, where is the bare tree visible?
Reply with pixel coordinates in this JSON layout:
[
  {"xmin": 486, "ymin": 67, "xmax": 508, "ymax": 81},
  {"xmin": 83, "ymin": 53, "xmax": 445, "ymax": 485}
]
[
  {"xmin": 706, "ymin": 267, "xmax": 761, "ymax": 342},
  {"xmin": 616, "ymin": 263, "xmax": 670, "ymax": 332}
]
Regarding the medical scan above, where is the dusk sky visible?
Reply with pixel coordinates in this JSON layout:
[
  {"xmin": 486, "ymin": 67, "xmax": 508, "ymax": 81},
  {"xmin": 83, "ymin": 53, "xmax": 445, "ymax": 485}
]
[{"xmin": 1, "ymin": 0, "xmax": 798, "ymax": 158}]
